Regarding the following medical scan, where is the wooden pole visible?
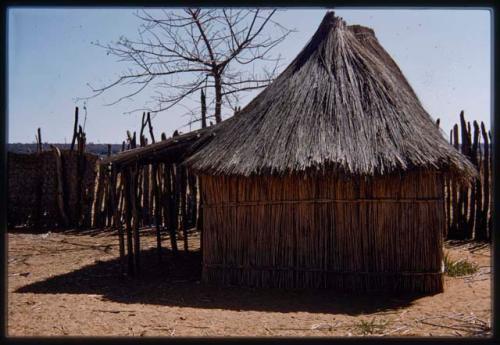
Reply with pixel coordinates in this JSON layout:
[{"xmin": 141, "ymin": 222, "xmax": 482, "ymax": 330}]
[
  {"xmin": 445, "ymin": 129, "xmax": 453, "ymax": 237},
  {"xmin": 110, "ymin": 168, "xmax": 126, "ymax": 273},
  {"xmin": 198, "ymin": 176, "xmax": 204, "ymax": 257},
  {"xmin": 130, "ymin": 165, "xmax": 141, "ymax": 274},
  {"xmin": 123, "ymin": 169, "xmax": 134, "ymax": 275},
  {"xmin": 479, "ymin": 122, "xmax": 490, "ymax": 241},
  {"xmin": 34, "ymin": 150, "xmax": 42, "ymax": 230},
  {"xmin": 188, "ymin": 170, "xmax": 198, "ymax": 229},
  {"xmin": 94, "ymin": 164, "xmax": 106, "ymax": 228},
  {"xmin": 458, "ymin": 112, "xmax": 469, "ymax": 239},
  {"xmin": 140, "ymin": 112, "xmax": 147, "ymax": 142},
  {"xmin": 37, "ymin": 128, "xmax": 42, "ymax": 152},
  {"xmin": 70, "ymin": 107, "xmax": 79, "ymax": 152},
  {"xmin": 166, "ymin": 164, "xmax": 178, "ymax": 254},
  {"xmin": 51, "ymin": 145, "xmax": 69, "ymax": 227},
  {"xmin": 147, "ymin": 112, "xmax": 155, "ymax": 144},
  {"xmin": 152, "ymin": 163, "xmax": 162, "ymax": 262},
  {"xmin": 469, "ymin": 121, "xmax": 480, "ymax": 239},
  {"xmin": 180, "ymin": 165, "xmax": 188, "ymax": 252},
  {"xmin": 75, "ymin": 126, "xmax": 84, "ymax": 228},
  {"xmin": 448, "ymin": 124, "xmax": 460, "ymax": 239}
]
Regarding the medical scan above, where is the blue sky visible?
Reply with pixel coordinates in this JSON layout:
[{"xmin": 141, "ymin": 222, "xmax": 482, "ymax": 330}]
[{"xmin": 7, "ymin": 8, "xmax": 492, "ymax": 144}]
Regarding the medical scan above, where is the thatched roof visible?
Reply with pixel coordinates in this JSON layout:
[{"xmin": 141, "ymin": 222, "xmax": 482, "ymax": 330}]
[
  {"xmin": 185, "ymin": 12, "xmax": 476, "ymax": 179},
  {"xmin": 102, "ymin": 127, "xmax": 215, "ymax": 168}
]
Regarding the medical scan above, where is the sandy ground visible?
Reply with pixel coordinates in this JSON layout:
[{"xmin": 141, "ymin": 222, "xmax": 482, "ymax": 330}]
[{"xmin": 7, "ymin": 228, "xmax": 491, "ymax": 337}]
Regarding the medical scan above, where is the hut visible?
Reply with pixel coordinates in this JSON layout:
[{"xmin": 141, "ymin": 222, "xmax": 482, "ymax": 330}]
[
  {"xmin": 182, "ymin": 12, "xmax": 476, "ymax": 293},
  {"xmin": 105, "ymin": 12, "xmax": 475, "ymax": 293}
]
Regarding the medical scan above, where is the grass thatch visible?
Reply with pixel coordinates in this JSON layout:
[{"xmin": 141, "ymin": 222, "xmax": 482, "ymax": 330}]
[
  {"xmin": 185, "ymin": 12, "xmax": 476, "ymax": 180},
  {"xmin": 102, "ymin": 128, "xmax": 212, "ymax": 168}
]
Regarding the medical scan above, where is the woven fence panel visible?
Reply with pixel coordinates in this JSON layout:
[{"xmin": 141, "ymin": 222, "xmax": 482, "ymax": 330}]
[{"xmin": 8, "ymin": 150, "xmax": 99, "ymax": 229}]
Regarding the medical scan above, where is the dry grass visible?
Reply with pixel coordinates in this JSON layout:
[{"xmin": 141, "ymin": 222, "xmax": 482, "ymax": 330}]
[
  {"xmin": 354, "ymin": 318, "xmax": 390, "ymax": 335},
  {"xmin": 443, "ymin": 253, "xmax": 479, "ymax": 277}
]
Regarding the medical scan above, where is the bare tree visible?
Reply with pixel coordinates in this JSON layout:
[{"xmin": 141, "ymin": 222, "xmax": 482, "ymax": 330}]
[{"xmin": 87, "ymin": 8, "xmax": 293, "ymax": 125}]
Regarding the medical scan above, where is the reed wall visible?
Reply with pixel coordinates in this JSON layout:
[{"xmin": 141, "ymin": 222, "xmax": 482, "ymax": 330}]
[
  {"xmin": 8, "ymin": 150, "xmax": 98, "ymax": 229},
  {"xmin": 201, "ymin": 170, "xmax": 444, "ymax": 293}
]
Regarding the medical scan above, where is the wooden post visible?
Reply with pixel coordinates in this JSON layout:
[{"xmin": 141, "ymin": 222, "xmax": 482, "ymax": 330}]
[
  {"xmin": 37, "ymin": 128, "xmax": 42, "ymax": 152},
  {"xmin": 147, "ymin": 112, "xmax": 155, "ymax": 144},
  {"xmin": 458, "ymin": 112, "xmax": 470, "ymax": 239},
  {"xmin": 130, "ymin": 165, "xmax": 141, "ymax": 274},
  {"xmin": 166, "ymin": 164, "xmax": 178, "ymax": 254},
  {"xmin": 51, "ymin": 145, "xmax": 69, "ymax": 227},
  {"xmin": 448, "ymin": 124, "xmax": 460, "ymax": 239},
  {"xmin": 33, "ymin": 149, "xmax": 43, "ymax": 230},
  {"xmin": 105, "ymin": 167, "xmax": 114, "ymax": 228},
  {"xmin": 127, "ymin": 130, "xmax": 137, "ymax": 149},
  {"xmin": 180, "ymin": 165, "xmax": 188, "ymax": 252},
  {"xmin": 445, "ymin": 129, "xmax": 454, "ymax": 236},
  {"xmin": 197, "ymin": 176, "xmax": 204, "ymax": 257},
  {"xmin": 152, "ymin": 163, "xmax": 162, "ymax": 262},
  {"xmin": 94, "ymin": 164, "xmax": 106, "ymax": 228},
  {"xmin": 75, "ymin": 127, "xmax": 83, "ymax": 228},
  {"xmin": 479, "ymin": 122, "xmax": 490, "ymax": 241},
  {"xmin": 188, "ymin": 170, "xmax": 198, "ymax": 229},
  {"xmin": 110, "ymin": 168, "xmax": 126, "ymax": 273},
  {"xmin": 142, "ymin": 163, "xmax": 150, "ymax": 227},
  {"xmin": 123, "ymin": 169, "xmax": 134, "ymax": 276},
  {"xmin": 70, "ymin": 107, "xmax": 79, "ymax": 152},
  {"xmin": 140, "ymin": 112, "xmax": 147, "ymax": 143},
  {"xmin": 469, "ymin": 121, "xmax": 480, "ymax": 239}
]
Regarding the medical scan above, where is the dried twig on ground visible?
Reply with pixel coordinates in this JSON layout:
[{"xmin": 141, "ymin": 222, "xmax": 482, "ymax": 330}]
[{"xmin": 417, "ymin": 313, "xmax": 491, "ymax": 336}]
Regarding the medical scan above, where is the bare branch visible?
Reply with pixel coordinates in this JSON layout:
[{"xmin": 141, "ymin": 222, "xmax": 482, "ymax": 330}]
[{"xmin": 84, "ymin": 8, "xmax": 294, "ymax": 126}]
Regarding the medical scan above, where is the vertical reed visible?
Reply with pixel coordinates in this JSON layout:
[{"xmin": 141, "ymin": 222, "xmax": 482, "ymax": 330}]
[{"xmin": 200, "ymin": 170, "xmax": 444, "ymax": 292}]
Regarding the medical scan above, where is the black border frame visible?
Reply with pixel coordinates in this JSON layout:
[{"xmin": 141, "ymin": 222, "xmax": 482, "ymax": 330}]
[{"xmin": 1, "ymin": 1, "xmax": 497, "ymax": 344}]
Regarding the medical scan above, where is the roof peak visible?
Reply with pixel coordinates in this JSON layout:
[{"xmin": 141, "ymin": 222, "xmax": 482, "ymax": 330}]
[{"xmin": 320, "ymin": 11, "xmax": 346, "ymax": 31}]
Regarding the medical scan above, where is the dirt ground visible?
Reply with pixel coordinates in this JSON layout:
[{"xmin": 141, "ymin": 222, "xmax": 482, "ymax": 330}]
[{"xmin": 7, "ymin": 228, "xmax": 491, "ymax": 337}]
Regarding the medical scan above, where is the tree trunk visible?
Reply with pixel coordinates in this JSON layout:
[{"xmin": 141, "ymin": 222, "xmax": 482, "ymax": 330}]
[
  {"xmin": 214, "ymin": 75, "xmax": 222, "ymax": 123},
  {"xmin": 201, "ymin": 89, "xmax": 207, "ymax": 128}
]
